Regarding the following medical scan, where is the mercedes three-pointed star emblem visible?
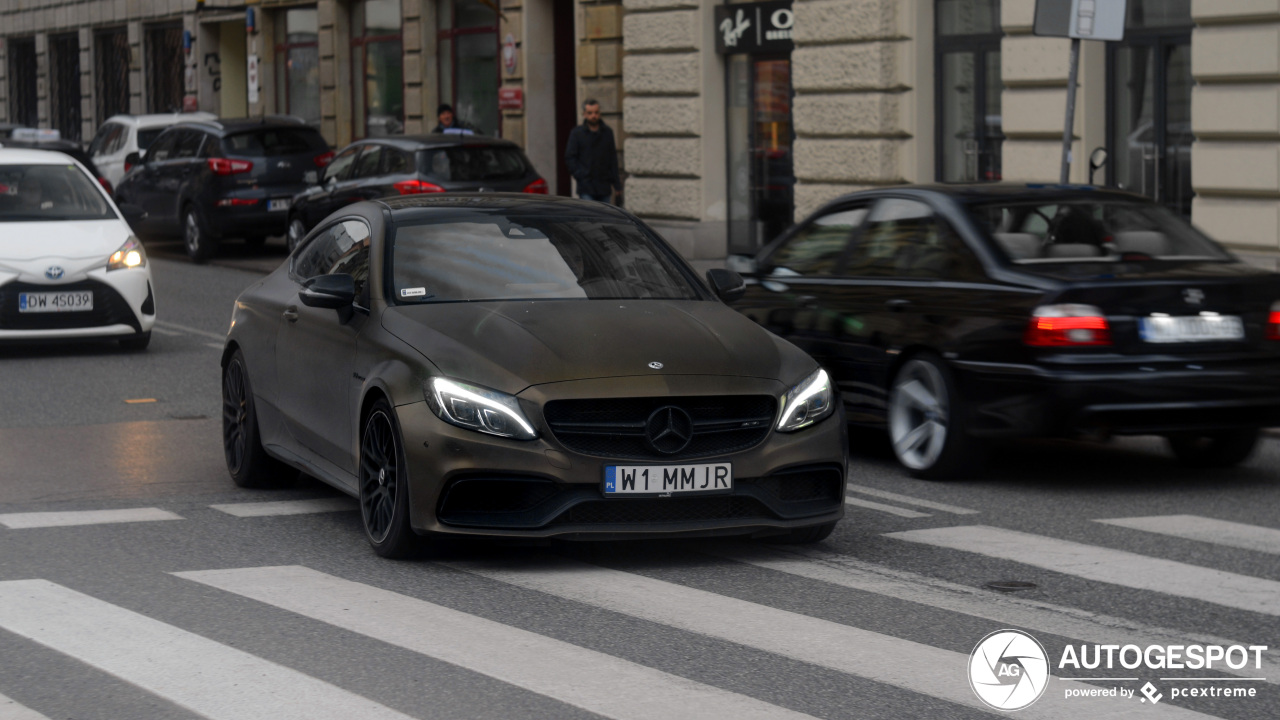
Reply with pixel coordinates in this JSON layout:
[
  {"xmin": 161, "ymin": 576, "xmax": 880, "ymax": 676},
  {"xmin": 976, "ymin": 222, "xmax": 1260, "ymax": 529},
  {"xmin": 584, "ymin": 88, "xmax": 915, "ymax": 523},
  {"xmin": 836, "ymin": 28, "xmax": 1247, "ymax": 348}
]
[{"xmin": 645, "ymin": 406, "xmax": 693, "ymax": 454}]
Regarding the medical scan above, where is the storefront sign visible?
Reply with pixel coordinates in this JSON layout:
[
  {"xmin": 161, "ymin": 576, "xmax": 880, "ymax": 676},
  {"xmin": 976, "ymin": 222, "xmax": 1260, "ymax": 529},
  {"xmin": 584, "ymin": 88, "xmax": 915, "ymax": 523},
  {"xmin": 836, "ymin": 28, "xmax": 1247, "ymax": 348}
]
[
  {"xmin": 247, "ymin": 54, "xmax": 259, "ymax": 104},
  {"xmin": 498, "ymin": 87, "xmax": 523, "ymax": 111},
  {"xmin": 714, "ymin": 1, "xmax": 793, "ymax": 54},
  {"xmin": 502, "ymin": 34, "xmax": 518, "ymax": 75}
]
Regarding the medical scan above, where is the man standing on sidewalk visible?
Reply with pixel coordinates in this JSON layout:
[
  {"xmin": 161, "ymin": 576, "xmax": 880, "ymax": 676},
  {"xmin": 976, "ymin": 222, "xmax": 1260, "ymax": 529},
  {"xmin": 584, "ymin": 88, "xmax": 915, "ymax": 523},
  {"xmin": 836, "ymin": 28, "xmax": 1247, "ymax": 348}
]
[{"xmin": 564, "ymin": 99, "xmax": 620, "ymax": 203}]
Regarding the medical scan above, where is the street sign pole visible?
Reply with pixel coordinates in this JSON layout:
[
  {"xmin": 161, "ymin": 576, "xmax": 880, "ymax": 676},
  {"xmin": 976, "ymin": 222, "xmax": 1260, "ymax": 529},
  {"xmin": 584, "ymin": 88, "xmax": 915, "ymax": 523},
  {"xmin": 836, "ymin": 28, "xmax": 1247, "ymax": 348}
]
[{"xmin": 1060, "ymin": 37, "xmax": 1081, "ymax": 183}]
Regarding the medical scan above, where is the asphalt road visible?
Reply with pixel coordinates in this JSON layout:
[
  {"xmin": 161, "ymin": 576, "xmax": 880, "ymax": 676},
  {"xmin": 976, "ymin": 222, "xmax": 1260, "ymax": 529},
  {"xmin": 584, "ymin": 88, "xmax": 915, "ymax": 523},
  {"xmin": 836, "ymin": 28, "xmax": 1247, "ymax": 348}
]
[{"xmin": 0, "ymin": 254, "xmax": 1277, "ymax": 720}]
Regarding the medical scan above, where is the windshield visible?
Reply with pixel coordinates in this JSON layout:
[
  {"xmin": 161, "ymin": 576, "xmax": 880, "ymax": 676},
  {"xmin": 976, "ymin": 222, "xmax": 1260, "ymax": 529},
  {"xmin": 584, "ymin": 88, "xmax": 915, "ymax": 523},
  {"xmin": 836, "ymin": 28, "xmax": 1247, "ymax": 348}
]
[
  {"xmin": 421, "ymin": 147, "xmax": 530, "ymax": 182},
  {"xmin": 137, "ymin": 128, "xmax": 165, "ymax": 151},
  {"xmin": 0, "ymin": 164, "xmax": 115, "ymax": 222},
  {"xmin": 391, "ymin": 216, "xmax": 700, "ymax": 302},
  {"xmin": 222, "ymin": 128, "xmax": 327, "ymax": 157},
  {"xmin": 968, "ymin": 199, "xmax": 1232, "ymax": 264}
]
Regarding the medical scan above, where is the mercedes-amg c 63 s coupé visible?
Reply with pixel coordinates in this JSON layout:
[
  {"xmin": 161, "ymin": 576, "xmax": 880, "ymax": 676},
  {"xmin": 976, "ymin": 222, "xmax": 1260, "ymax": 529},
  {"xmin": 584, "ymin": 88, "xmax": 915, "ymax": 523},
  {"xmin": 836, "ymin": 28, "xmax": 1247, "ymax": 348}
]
[{"xmin": 222, "ymin": 194, "xmax": 848, "ymax": 557}]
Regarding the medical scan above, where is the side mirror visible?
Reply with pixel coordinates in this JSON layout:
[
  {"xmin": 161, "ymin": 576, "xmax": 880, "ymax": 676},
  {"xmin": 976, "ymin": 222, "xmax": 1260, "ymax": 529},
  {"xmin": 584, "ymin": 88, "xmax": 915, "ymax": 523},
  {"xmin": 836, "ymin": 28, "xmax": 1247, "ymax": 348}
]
[
  {"xmin": 705, "ymin": 268, "xmax": 746, "ymax": 303},
  {"xmin": 299, "ymin": 273, "xmax": 356, "ymax": 310},
  {"xmin": 117, "ymin": 203, "xmax": 147, "ymax": 227},
  {"xmin": 1089, "ymin": 147, "xmax": 1108, "ymax": 185},
  {"xmin": 124, "ymin": 151, "xmax": 144, "ymax": 169},
  {"xmin": 725, "ymin": 254, "xmax": 758, "ymax": 276}
]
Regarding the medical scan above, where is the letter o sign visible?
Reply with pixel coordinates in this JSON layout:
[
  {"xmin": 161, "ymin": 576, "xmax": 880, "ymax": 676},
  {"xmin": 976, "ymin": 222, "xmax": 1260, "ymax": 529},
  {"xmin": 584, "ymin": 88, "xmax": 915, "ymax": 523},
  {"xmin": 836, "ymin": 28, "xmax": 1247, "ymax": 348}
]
[{"xmin": 771, "ymin": 9, "xmax": 794, "ymax": 30}]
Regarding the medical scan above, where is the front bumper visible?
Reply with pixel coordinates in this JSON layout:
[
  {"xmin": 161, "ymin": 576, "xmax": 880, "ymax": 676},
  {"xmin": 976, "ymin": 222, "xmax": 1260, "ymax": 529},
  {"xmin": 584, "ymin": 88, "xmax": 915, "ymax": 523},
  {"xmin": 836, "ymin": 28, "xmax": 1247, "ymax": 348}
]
[
  {"xmin": 396, "ymin": 375, "xmax": 849, "ymax": 539},
  {"xmin": 954, "ymin": 357, "xmax": 1280, "ymax": 437},
  {"xmin": 0, "ymin": 268, "xmax": 155, "ymax": 341}
]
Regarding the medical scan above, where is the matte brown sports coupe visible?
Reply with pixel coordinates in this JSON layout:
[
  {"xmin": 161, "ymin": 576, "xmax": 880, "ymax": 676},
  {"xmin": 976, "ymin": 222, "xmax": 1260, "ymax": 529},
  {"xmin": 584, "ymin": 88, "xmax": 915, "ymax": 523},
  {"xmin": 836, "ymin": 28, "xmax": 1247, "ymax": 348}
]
[{"xmin": 221, "ymin": 195, "xmax": 847, "ymax": 556}]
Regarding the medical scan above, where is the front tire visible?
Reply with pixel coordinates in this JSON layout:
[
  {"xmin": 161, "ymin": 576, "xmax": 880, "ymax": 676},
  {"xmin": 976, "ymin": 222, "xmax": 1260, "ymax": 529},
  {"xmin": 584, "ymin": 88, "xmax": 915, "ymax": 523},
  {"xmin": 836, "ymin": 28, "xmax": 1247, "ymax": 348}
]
[
  {"xmin": 887, "ymin": 354, "xmax": 982, "ymax": 479},
  {"xmin": 222, "ymin": 349, "xmax": 291, "ymax": 488},
  {"xmin": 359, "ymin": 400, "xmax": 419, "ymax": 558},
  {"xmin": 183, "ymin": 204, "xmax": 216, "ymax": 264},
  {"xmin": 1166, "ymin": 429, "xmax": 1260, "ymax": 468}
]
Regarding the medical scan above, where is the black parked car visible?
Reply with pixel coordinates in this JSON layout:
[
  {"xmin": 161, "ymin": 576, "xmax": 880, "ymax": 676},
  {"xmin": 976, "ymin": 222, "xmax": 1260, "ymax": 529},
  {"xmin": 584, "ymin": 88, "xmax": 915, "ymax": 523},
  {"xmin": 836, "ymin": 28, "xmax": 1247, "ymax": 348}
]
[
  {"xmin": 115, "ymin": 117, "xmax": 332, "ymax": 262},
  {"xmin": 730, "ymin": 184, "xmax": 1280, "ymax": 478},
  {"xmin": 286, "ymin": 134, "xmax": 546, "ymax": 252}
]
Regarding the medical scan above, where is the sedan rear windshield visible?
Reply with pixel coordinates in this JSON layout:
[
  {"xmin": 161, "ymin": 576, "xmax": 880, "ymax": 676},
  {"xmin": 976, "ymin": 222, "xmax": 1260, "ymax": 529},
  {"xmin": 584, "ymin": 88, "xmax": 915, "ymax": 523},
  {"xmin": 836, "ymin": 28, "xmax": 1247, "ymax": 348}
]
[
  {"xmin": 0, "ymin": 164, "xmax": 115, "ymax": 222},
  {"xmin": 421, "ymin": 147, "xmax": 530, "ymax": 182},
  {"xmin": 222, "ymin": 128, "xmax": 327, "ymax": 157},
  {"xmin": 391, "ymin": 216, "xmax": 699, "ymax": 302},
  {"xmin": 967, "ymin": 199, "xmax": 1232, "ymax": 264}
]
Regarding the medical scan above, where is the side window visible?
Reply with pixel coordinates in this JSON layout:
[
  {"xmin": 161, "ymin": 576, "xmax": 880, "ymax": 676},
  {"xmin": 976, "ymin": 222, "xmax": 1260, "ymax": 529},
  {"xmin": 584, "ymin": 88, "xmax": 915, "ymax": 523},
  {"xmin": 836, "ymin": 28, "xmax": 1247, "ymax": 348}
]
[
  {"xmin": 293, "ymin": 219, "xmax": 373, "ymax": 303},
  {"xmin": 196, "ymin": 132, "xmax": 217, "ymax": 158},
  {"xmin": 765, "ymin": 206, "xmax": 868, "ymax": 276},
  {"xmin": 383, "ymin": 148, "xmax": 412, "ymax": 175},
  {"xmin": 354, "ymin": 146, "xmax": 384, "ymax": 179},
  {"xmin": 147, "ymin": 132, "xmax": 179, "ymax": 162},
  {"xmin": 90, "ymin": 123, "xmax": 124, "ymax": 157},
  {"xmin": 323, "ymin": 146, "xmax": 360, "ymax": 183},
  {"xmin": 173, "ymin": 130, "xmax": 205, "ymax": 159},
  {"xmin": 844, "ymin": 198, "xmax": 983, "ymax": 280}
]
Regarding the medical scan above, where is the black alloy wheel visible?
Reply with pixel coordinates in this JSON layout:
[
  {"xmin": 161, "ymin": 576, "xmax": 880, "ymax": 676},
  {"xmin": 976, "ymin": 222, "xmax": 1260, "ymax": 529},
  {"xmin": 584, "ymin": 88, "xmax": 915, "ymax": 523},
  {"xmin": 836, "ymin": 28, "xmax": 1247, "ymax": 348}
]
[
  {"xmin": 1166, "ymin": 429, "xmax": 1260, "ymax": 468},
  {"xmin": 184, "ymin": 204, "xmax": 216, "ymax": 264},
  {"xmin": 222, "ymin": 349, "xmax": 290, "ymax": 488},
  {"xmin": 359, "ymin": 400, "xmax": 419, "ymax": 558}
]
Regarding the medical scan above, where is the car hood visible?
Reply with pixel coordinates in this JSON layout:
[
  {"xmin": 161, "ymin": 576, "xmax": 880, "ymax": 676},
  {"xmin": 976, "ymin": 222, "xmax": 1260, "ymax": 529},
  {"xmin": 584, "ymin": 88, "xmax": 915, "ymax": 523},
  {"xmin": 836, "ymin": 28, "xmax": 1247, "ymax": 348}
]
[
  {"xmin": 381, "ymin": 299, "xmax": 814, "ymax": 395},
  {"xmin": 0, "ymin": 220, "xmax": 132, "ymax": 282}
]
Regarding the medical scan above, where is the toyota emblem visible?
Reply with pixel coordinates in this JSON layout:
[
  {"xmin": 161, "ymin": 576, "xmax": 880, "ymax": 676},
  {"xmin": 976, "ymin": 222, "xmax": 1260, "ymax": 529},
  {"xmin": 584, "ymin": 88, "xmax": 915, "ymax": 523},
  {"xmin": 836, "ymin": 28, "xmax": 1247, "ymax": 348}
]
[
  {"xmin": 644, "ymin": 406, "xmax": 693, "ymax": 454},
  {"xmin": 648, "ymin": 361, "xmax": 663, "ymax": 370},
  {"xmin": 45, "ymin": 266, "xmax": 64, "ymax": 280},
  {"xmin": 1183, "ymin": 288, "xmax": 1205, "ymax": 305}
]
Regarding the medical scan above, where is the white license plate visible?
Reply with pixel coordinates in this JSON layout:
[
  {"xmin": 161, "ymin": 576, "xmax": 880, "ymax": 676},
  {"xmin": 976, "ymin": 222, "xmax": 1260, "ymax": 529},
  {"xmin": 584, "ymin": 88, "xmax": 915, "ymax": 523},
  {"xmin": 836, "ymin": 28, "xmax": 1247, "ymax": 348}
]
[
  {"xmin": 304, "ymin": 171, "xmax": 318, "ymax": 184},
  {"xmin": 267, "ymin": 198, "xmax": 291, "ymax": 212},
  {"xmin": 604, "ymin": 463, "xmax": 732, "ymax": 497},
  {"xmin": 1140, "ymin": 315, "xmax": 1244, "ymax": 343},
  {"xmin": 19, "ymin": 291, "xmax": 93, "ymax": 313}
]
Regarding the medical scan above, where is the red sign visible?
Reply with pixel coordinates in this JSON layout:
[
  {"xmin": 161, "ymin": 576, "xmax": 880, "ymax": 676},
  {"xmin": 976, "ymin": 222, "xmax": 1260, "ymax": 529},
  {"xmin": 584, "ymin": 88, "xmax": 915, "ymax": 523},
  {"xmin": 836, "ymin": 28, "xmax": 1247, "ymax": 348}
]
[{"xmin": 498, "ymin": 87, "xmax": 523, "ymax": 111}]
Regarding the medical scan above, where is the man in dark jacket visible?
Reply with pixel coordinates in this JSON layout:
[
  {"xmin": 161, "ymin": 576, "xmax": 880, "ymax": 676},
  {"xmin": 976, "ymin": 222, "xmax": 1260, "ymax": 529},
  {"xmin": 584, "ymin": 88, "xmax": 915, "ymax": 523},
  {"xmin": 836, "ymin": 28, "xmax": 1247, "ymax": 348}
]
[
  {"xmin": 564, "ymin": 99, "xmax": 620, "ymax": 203},
  {"xmin": 432, "ymin": 104, "xmax": 473, "ymax": 135}
]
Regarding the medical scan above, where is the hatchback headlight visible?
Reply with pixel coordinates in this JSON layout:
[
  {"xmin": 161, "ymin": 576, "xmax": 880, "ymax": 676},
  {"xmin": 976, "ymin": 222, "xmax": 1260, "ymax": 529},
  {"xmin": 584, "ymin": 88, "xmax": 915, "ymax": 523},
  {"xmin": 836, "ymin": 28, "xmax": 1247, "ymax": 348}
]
[
  {"xmin": 424, "ymin": 377, "xmax": 538, "ymax": 440},
  {"xmin": 777, "ymin": 368, "xmax": 834, "ymax": 432},
  {"xmin": 107, "ymin": 236, "xmax": 146, "ymax": 271}
]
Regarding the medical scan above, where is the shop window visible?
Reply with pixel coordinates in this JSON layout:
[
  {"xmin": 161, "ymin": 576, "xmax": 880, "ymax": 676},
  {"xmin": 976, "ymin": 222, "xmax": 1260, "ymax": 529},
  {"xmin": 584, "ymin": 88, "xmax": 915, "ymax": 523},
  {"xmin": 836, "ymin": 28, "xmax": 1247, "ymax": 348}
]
[
  {"xmin": 935, "ymin": 0, "xmax": 1003, "ymax": 183},
  {"xmin": 146, "ymin": 24, "xmax": 184, "ymax": 113},
  {"xmin": 276, "ymin": 7, "xmax": 321, "ymax": 127},
  {"xmin": 7, "ymin": 38, "xmax": 37, "ymax": 128},
  {"xmin": 352, "ymin": 0, "xmax": 404, "ymax": 137},
  {"xmin": 438, "ymin": 0, "xmax": 500, "ymax": 137}
]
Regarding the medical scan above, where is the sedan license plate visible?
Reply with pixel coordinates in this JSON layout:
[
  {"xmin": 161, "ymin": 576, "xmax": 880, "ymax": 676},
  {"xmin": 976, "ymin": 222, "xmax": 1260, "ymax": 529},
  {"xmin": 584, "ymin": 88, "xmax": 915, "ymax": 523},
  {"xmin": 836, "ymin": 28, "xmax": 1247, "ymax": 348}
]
[
  {"xmin": 1140, "ymin": 315, "xmax": 1244, "ymax": 343},
  {"xmin": 604, "ymin": 463, "xmax": 732, "ymax": 497},
  {"xmin": 18, "ymin": 291, "xmax": 92, "ymax": 313},
  {"xmin": 267, "ymin": 198, "xmax": 291, "ymax": 212}
]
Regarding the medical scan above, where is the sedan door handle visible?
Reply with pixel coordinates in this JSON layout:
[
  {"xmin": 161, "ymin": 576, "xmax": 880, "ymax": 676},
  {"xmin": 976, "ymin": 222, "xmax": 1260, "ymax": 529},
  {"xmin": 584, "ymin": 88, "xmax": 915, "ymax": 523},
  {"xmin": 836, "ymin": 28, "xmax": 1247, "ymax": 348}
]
[
  {"xmin": 283, "ymin": 306, "xmax": 299, "ymax": 322},
  {"xmin": 886, "ymin": 298, "xmax": 912, "ymax": 311}
]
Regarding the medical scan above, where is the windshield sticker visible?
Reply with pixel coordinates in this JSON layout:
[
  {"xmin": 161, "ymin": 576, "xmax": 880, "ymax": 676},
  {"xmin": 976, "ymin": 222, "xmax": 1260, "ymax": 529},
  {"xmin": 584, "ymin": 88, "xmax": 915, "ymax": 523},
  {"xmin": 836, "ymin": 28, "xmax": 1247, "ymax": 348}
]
[{"xmin": 400, "ymin": 287, "xmax": 428, "ymax": 298}]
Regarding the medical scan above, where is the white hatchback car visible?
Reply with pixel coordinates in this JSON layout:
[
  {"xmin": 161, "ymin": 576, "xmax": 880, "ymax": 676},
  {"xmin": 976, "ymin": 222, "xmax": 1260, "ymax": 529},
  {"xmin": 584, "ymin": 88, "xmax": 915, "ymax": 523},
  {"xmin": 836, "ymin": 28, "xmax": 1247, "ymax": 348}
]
[
  {"xmin": 0, "ymin": 148, "xmax": 155, "ymax": 350},
  {"xmin": 88, "ymin": 112, "xmax": 217, "ymax": 188}
]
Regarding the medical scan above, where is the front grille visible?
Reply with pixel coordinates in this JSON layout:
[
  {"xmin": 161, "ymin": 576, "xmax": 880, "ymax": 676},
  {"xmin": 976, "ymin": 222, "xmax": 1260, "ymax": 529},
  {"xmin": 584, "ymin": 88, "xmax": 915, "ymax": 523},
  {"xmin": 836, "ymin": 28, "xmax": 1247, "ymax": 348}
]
[
  {"xmin": 552, "ymin": 495, "xmax": 771, "ymax": 525},
  {"xmin": 0, "ymin": 280, "xmax": 139, "ymax": 332},
  {"xmin": 543, "ymin": 395, "xmax": 776, "ymax": 461}
]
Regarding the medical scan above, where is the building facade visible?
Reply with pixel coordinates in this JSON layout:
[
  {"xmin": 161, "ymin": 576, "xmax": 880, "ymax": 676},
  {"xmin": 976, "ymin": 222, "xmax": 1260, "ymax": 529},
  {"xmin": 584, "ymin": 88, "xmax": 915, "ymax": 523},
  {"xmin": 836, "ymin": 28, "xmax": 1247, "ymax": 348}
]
[{"xmin": 3, "ymin": 0, "xmax": 1279, "ymax": 257}]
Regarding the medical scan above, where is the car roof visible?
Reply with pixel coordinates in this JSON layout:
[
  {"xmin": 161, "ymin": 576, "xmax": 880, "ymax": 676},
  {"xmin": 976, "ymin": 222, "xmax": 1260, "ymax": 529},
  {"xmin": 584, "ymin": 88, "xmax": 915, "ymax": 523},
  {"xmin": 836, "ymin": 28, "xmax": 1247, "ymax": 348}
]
[
  {"xmin": 105, "ymin": 112, "xmax": 218, "ymax": 128},
  {"xmin": 843, "ymin": 182, "xmax": 1151, "ymax": 205},
  {"xmin": 0, "ymin": 147, "xmax": 81, "ymax": 165},
  {"xmin": 166, "ymin": 116, "xmax": 316, "ymax": 136},
  {"xmin": 374, "ymin": 193, "xmax": 625, "ymax": 218},
  {"xmin": 345, "ymin": 134, "xmax": 520, "ymax": 151}
]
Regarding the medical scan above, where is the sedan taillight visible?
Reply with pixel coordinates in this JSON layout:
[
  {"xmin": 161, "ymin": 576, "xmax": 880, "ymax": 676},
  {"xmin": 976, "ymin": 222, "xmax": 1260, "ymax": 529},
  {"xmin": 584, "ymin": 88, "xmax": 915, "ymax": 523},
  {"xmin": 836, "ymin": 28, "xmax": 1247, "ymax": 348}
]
[
  {"xmin": 313, "ymin": 151, "xmax": 335, "ymax": 167},
  {"xmin": 394, "ymin": 179, "xmax": 446, "ymax": 195},
  {"xmin": 523, "ymin": 178, "xmax": 549, "ymax": 194},
  {"xmin": 1267, "ymin": 301, "xmax": 1280, "ymax": 341},
  {"xmin": 1024, "ymin": 304, "xmax": 1112, "ymax": 347},
  {"xmin": 208, "ymin": 158, "xmax": 254, "ymax": 175}
]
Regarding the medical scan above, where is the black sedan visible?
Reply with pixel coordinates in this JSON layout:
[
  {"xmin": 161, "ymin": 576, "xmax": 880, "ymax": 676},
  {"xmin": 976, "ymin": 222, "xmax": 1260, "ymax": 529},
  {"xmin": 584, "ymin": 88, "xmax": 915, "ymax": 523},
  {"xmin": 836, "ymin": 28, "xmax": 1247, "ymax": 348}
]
[
  {"xmin": 223, "ymin": 194, "xmax": 847, "ymax": 557},
  {"xmin": 285, "ymin": 134, "xmax": 546, "ymax": 252},
  {"xmin": 729, "ymin": 184, "xmax": 1280, "ymax": 478}
]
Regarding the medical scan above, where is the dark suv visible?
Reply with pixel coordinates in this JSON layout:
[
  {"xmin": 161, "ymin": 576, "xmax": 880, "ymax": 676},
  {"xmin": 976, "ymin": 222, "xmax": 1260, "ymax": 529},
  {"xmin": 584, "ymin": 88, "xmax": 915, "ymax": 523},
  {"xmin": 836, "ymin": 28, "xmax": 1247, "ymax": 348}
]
[
  {"xmin": 115, "ymin": 117, "xmax": 332, "ymax": 262},
  {"xmin": 286, "ymin": 134, "xmax": 546, "ymax": 251}
]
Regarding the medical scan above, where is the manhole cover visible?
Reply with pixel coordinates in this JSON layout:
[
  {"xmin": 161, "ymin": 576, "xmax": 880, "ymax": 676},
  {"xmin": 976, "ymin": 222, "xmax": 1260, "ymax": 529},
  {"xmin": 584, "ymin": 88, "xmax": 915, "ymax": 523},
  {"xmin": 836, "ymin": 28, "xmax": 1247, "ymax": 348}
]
[{"xmin": 986, "ymin": 581, "xmax": 1038, "ymax": 592}]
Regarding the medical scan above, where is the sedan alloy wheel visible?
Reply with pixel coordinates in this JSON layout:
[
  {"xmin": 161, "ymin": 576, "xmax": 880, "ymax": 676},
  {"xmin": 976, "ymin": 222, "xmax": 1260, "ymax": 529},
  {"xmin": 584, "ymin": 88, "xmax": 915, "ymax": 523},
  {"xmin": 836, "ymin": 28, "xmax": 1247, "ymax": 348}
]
[
  {"xmin": 888, "ymin": 355, "xmax": 977, "ymax": 479},
  {"xmin": 359, "ymin": 401, "xmax": 417, "ymax": 558}
]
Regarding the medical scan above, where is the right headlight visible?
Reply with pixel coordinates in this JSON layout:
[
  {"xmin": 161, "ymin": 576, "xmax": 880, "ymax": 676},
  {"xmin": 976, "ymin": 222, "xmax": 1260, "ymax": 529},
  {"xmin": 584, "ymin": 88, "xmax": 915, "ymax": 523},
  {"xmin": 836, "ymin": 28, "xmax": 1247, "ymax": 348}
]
[
  {"xmin": 423, "ymin": 377, "xmax": 538, "ymax": 440},
  {"xmin": 776, "ymin": 367, "xmax": 834, "ymax": 432},
  {"xmin": 107, "ymin": 236, "xmax": 146, "ymax": 271}
]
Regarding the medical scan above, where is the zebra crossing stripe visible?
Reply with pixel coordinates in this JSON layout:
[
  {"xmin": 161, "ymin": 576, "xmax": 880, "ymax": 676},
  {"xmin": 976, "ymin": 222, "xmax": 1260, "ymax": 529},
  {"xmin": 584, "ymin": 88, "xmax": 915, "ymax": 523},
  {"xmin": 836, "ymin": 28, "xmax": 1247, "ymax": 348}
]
[
  {"xmin": 706, "ymin": 544, "xmax": 1280, "ymax": 684},
  {"xmin": 0, "ymin": 508, "xmax": 182, "ymax": 529},
  {"xmin": 845, "ymin": 496, "xmax": 931, "ymax": 518},
  {"xmin": 845, "ymin": 484, "xmax": 980, "ymax": 514},
  {"xmin": 0, "ymin": 580, "xmax": 413, "ymax": 720},
  {"xmin": 887, "ymin": 526, "xmax": 1280, "ymax": 617},
  {"xmin": 447, "ymin": 555, "xmax": 1212, "ymax": 719},
  {"xmin": 0, "ymin": 693, "xmax": 52, "ymax": 720},
  {"xmin": 211, "ymin": 498, "xmax": 356, "ymax": 517},
  {"xmin": 1095, "ymin": 515, "xmax": 1280, "ymax": 556},
  {"xmin": 174, "ymin": 565, "xmax": 817, "ymax": 720}
]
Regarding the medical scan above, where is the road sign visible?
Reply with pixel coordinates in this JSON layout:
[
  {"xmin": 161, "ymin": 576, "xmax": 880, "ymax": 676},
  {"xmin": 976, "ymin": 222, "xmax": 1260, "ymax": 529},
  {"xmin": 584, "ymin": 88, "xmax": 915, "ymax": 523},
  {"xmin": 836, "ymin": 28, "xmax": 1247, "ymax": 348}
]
[{"xmin": 1035, "ymin": 0, "xmax": 1126, "ymax": 42}]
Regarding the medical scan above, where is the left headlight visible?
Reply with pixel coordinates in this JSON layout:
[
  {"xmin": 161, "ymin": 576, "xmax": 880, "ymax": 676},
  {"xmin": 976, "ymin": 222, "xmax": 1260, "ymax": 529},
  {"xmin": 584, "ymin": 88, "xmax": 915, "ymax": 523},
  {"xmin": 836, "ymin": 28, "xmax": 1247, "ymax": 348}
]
[
  {"xmin": 776, "ymin": 367, "xmax": 834, "ymax": 432},
  {"xmin": 423, "ymin": 377, "xmax": 538, "ymax": 440},
  {"xmin": 107, "ymin": 236, "xmax": 147, "ymax": 271}
]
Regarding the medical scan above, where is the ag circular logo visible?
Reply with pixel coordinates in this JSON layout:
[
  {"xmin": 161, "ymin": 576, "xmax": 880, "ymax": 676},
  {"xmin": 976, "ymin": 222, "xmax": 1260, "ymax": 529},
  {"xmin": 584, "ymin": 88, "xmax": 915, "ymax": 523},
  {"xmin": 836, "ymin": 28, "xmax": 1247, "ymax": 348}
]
[{"xmin": 969, "ymin": 629, "xmax": 1050, "ymax": 711}]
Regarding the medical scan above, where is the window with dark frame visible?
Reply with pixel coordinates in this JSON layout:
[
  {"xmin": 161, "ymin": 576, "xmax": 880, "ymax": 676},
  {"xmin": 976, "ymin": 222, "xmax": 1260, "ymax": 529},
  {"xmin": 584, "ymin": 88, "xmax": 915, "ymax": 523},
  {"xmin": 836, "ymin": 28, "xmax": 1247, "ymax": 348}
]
[
  {"xmin": 437, "ymin": 0, "xmax": 501, "ymax": 137},
  {"xmin": 7, "ymin": 38, "xmax": 38, "ymax": 128},
  {"xmin": 49, "ymin": 34, "xmax": 82, "ymax": 142},
  {"xmin": 275, "ymin": 6, "xmax": 321, "ymax": 127},
  {"xmin": 935, "ymin": 0, "xmax": 1003, "ymax": 183},
  {"xmin": 95, "ymin": 29, "xmax": 131, "ymax": 123},
  {"xmin": 351, "ymin": 0, "xmax": 404, "ymax": 137}
]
